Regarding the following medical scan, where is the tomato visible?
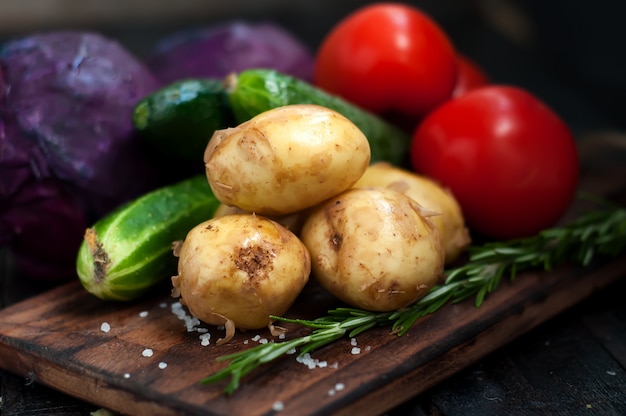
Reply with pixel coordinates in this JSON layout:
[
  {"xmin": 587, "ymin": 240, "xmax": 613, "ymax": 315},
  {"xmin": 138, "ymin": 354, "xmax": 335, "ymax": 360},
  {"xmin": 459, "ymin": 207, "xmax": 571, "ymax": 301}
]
[
  {"xmin": 452, "ymin": 55, "xmax": 489, "ymax": 98},
  {"xmin": 314, "ymin": 3, "xmax": 457, "ymax": 118},
  {"xmin": 410, "ymin": 86, "xmax": 579, "ymax": 240}
]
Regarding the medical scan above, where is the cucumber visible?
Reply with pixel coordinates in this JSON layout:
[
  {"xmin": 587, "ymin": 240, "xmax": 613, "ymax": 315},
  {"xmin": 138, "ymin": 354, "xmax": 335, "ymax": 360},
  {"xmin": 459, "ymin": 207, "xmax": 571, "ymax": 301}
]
[
  {"xmin": 76, "ymin": 175, "xmax": 220, "ymax": 301},
  {"xmin": 132, "ymin": 78, "xmax": 235, "ymax": 161},
  {"xmin": 224, "ymin": 69, "xmax": 411, "ymax": 166}
]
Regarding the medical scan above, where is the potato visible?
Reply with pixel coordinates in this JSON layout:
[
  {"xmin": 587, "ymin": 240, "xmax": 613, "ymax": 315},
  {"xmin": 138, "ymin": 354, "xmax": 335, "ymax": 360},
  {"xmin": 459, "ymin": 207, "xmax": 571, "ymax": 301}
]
[
  {"xmin": 300, "ymin": 187, "xmax": 445, "ymax": 312},
  {"xmin": 171, "ymin": 214, "xmax": 310, "ymax": 343},
  {"xmin": 204, "ymin": 104, "xmax": 371, "ymax": 215},
  {"xmin": 353, "ymin": 162, "xmax": 470, "ymax": 263}
]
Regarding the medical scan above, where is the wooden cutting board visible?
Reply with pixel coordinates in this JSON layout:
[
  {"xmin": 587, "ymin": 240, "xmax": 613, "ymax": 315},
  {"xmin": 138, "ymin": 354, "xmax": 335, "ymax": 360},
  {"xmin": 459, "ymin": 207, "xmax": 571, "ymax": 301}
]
[{"xmin": 1, "ymin": 165, "xmax": 625, "ymax": 416}]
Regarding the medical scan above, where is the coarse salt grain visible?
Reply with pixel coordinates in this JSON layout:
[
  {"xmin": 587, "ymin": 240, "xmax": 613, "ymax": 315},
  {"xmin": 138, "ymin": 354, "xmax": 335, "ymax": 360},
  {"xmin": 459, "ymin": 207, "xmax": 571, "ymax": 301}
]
[
  {"xmin": 139, "ymin": 311, "xmax": 149, "ymax": 318},
  {"xmin": 142, "ymin": 348, "xmax": 154, "ymax": 357},
  {"xmin": 296, "ymin": 353, "xmax": 328, "ymax": 370},
  {"xmin": 171, "ymin": 302, "xmax": 203, "ymax": 332},
  {"xmin": 200, "ymin": 333, "xmax": 211, "ymax": 346},
  {"xmin": 251, "ymin": 334, "xmax": 261, "ymax": 342},
  {"xmin": 158, "ymin": 362, "xmax": 168, "ymax": 369},
  {"xmin": 350, "ymin": 338, "xmax": 357, "ymax": 346},
  {"xmin": 100, "ymin": 322, "xmax": 111, "ymax": 333},
  {"xmin": 272, "ymin": 401, "xmax": 285, "ymax": 411},
  {"xmin": 329, "ymin": 382, "xmax": 345, "ymax": 396},
  {"xmin": 351, "ymin": 347, "xmax": 361, "ymax": 355},
  {"xmin": 123, "ymin": 373, "xmax": 131, "ymax": 379},
  {"xmin": 159, "ymin": 302, "xmax": 168, "ymax": 308}
]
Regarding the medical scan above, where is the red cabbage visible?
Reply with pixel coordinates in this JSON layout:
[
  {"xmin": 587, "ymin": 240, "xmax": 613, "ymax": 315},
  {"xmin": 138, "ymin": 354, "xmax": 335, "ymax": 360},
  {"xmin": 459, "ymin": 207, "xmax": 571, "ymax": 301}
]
[
  {"xmin": 1, "ymin": 178, "xmax": 87, "ymax": 281},
  {"xmin": 1, "ymin": 31, "xmax": 164, "ymax": 281},
  {"xmin": 147, "ymin": 21, "xmax": 315, "ymax": 84},
  {"xmin": 1, "ymin": 31, "xmax": 163, "ymax": 218}
]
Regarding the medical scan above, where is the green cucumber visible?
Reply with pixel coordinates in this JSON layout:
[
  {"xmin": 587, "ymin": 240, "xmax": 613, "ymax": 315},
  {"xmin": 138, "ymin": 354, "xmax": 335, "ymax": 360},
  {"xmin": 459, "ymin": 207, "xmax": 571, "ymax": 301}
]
[
  {"xmin": 132, "ymin": 78, "xmax": 235, "ymax": 161},
  {"xmin": 224, "ymin": 69, "xmax": 411, "ymax": 166},
  {"xmin": 76, "ymin": 175, "xmax": 219, "ymax": 301}
]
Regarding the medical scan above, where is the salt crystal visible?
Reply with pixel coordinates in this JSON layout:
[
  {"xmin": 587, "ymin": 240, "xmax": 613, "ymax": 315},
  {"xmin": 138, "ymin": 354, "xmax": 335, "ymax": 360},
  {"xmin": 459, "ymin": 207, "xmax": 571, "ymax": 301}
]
[
  {"xmin": 185, "ymin": 316, "xmax": 201, "ymax": 332},
  {"xmin": 251, "ymin": 334, "xmax": 261, "ymax": 342},
  {"xmin": 171, "ymin": 302, "xmax": 206, "ymax": 332},
  {"xmin": 364, "ymin": 346, "xmax": 371, "ymax": 352},
  {"xmin": 286, "ymin": 348, "xmax": 296, "ymax": 355},
  {"xmin": 142, "ymin": 348, "xmax": 154, "ymax": 357},
  {"xmin": 200, "ymin": 333, "xmax": 211, "ymax": 346},
  {"xmin": 123, "ymin": 373, "xmax": 131, "ymax": 379},
  {"xmin": 158, "ymin": 362, "xmax": 168, "ymax": 369},
  {"xmin": 272, "ymin": 401, "xmax": 285, "ymax": 411},
  {"xmin": 351, "ymin": 347, "xmax": 361, "ymax": 355},
  {"xmin": 138, "ymin": 311, "xmax": 149, "ymax": 318},
  {"xmin": 100, "ymin": 322, "xmax": 111, "ymax": 333},
  {"xmin": 335, "ymin": 383, "xmax": 345, "ymax": 391},
  {"xmin": 350, "ymin": 338, "xmax": 357, "ymax": 346},
  {"xmin": 279, "ymin": 333, "xmax": 286, "ymax": 339},
  {"xmin": 243, "ymin": 339, "xmax": 249, "ymax": 345},
  {"xmin": 259, "ymin": 338, "xmax": 268, "ymax": 344},
  {"xmin": 159, "ymin": 302, "xmax": 168, "ymax": 308},
  {"xmin": 295, "ymin": 353, "xmax": 329, "ymax": 369},
  {"xmin": 606, "ymin": 370, "xmax": 617, "ymax": 376},
  {"xmin": 328, "ymin": 389, "xmax": 336, "ymax": 396}
]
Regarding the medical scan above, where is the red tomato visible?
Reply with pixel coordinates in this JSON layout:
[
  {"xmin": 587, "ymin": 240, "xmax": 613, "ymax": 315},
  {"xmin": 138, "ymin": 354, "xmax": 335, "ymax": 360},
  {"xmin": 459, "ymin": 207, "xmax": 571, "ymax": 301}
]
[
  {"xmin": 314, "ymin": 3, "xmax": 458, "ymax": 118},
  {"xmin": 410, "ymin": 86, "xmax": 579, "ymax": 240},
  {"xmin": 452, "ymin": 55, "xmax": 489, "ymax": 98}
]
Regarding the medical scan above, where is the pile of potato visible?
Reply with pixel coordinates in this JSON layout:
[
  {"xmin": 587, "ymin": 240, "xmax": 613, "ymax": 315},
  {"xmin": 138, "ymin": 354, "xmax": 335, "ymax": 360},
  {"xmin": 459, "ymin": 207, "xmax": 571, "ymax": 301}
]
[{"xmin": 171, "ymin": 104, "xmax": 469, "ymax": 343}]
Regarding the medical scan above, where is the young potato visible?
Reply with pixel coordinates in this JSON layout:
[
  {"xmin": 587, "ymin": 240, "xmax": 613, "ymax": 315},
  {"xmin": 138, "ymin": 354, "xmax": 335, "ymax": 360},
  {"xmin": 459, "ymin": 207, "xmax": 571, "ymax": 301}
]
[
  {"xmin": 300, "ymin": 187, "xmax": 445, "ymax": 312},
  {"xmin": 171, "ymin": 214, "xmax": 311, "ymax": 344},
  {"xmin": 353, "ymin": 162, "xmax": 470, "ymax": 263},
  {"xmin": 204, "ymin": 104, "xmax": 371, "ymax": 216}
]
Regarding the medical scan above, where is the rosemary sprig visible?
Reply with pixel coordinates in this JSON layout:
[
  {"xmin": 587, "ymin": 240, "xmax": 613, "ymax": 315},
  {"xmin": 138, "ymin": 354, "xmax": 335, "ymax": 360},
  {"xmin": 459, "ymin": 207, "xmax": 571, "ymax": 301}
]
[{"xmin": 201, "ymin": 201, "xmax": 626, "ymax": 394}]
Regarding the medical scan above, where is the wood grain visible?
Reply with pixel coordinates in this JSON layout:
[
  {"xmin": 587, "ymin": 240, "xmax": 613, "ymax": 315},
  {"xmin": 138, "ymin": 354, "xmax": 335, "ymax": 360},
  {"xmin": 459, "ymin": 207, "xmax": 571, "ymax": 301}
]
[{"xmin": 0, "ymin": 167, "xmax": 624, "ymax": 416}]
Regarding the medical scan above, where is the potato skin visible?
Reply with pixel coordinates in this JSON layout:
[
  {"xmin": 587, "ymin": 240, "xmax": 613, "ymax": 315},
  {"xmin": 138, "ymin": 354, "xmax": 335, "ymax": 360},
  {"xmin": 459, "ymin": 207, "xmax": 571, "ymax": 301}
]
[
  {"xmin": 204, "ymin": 104, "xmax": 371, "ymax": 215},
  {"xmin": 353, "ymin": 162, "xmax": 470, "ymax": 263},
  {"xmin": 172, "ymin": 214, "xmax": 310, "ymax": 330},
  {"xmin": 300, "ymin": 187, "xmax": 445, "ymax": 312}
]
